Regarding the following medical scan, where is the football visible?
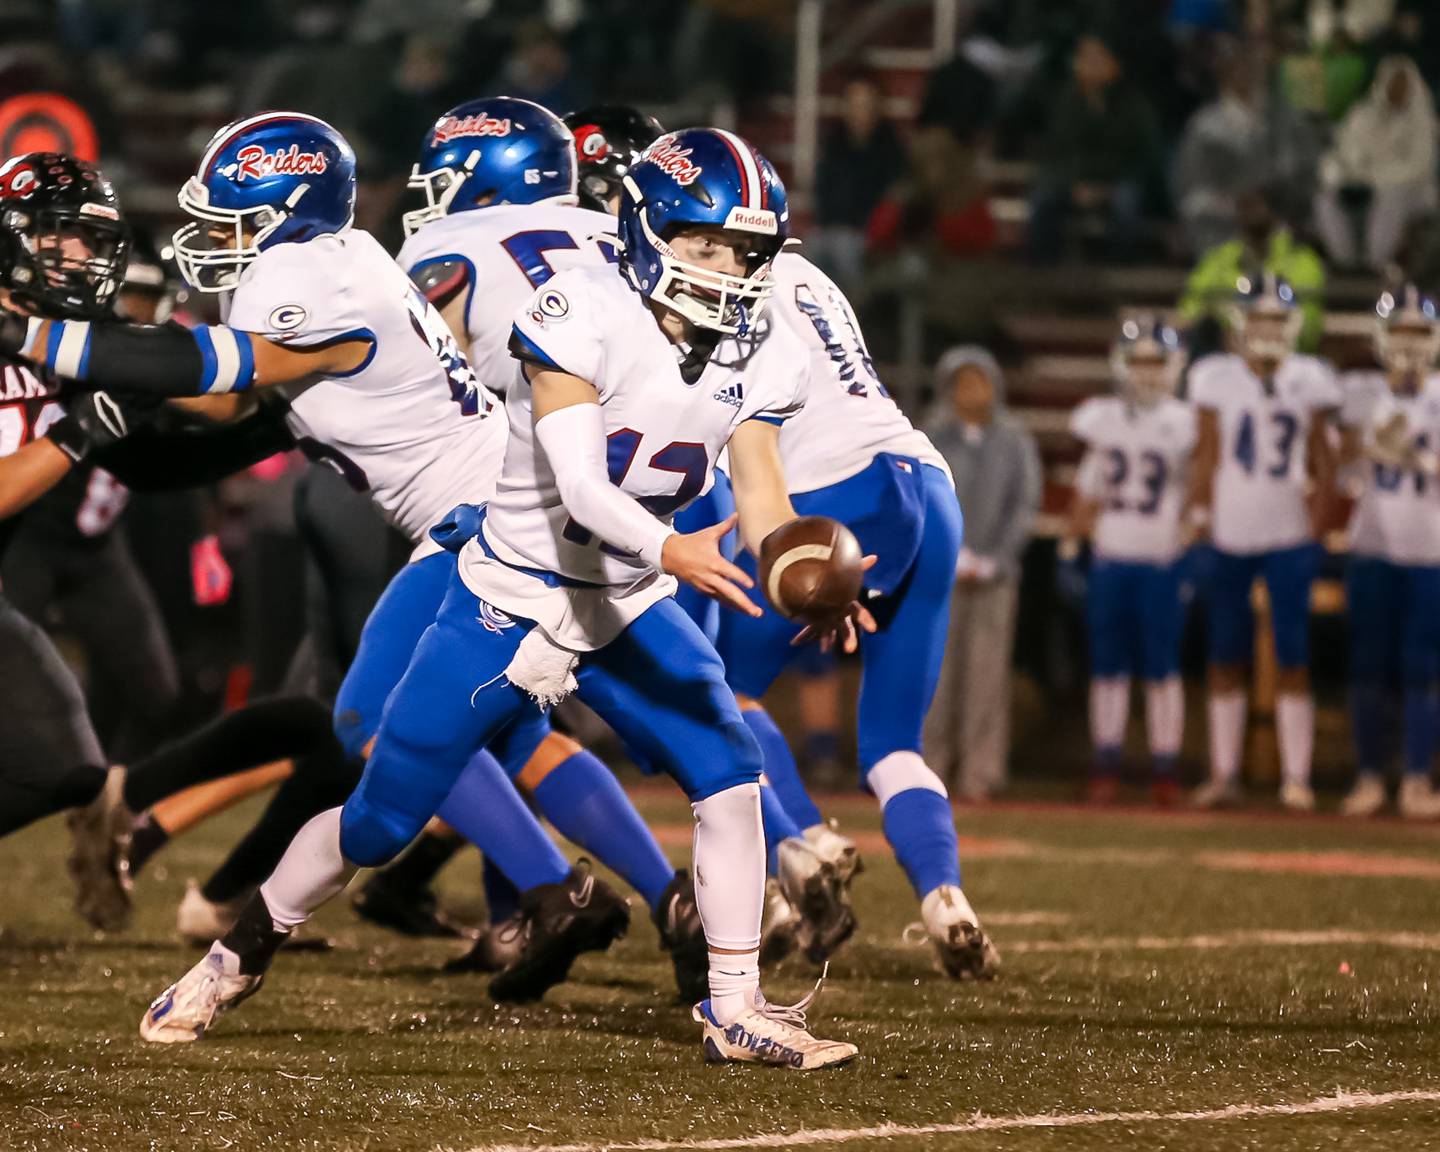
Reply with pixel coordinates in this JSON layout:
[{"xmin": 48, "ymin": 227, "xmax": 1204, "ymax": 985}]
[{"xmin": 758, "ymin": 515, "xmax": 864, "ymax": 622}]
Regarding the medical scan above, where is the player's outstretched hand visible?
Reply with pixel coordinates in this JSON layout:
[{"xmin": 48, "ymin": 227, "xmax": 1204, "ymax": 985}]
[
  {"xmin": 661, "ymin": 513, "xmax": 762, "ymax": 617},
  {"xmin": 789, "ymin": 555, "xmax": 879, "ymax": 653}
]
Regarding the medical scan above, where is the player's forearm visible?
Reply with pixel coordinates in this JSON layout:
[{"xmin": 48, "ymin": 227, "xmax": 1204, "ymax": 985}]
[
  {"xmin": 0, "ymin": 437, "xmax": 74, "ymax": 519},
  {"xmin": 534, "ymin": 403, "xmax": 673, "ymax": 567},
  {"xmin": 7, "ymin": 317, "xmax": 255, "ymax": 398},
  {"xmin": 727, "ymin": 418, "xmax": 795, "ymax": 556}
]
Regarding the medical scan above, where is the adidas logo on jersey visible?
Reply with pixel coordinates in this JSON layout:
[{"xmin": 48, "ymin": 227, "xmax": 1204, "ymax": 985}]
[{"xmin": 713, "ymin": 380, "xmax": 744, "ymax": 408}]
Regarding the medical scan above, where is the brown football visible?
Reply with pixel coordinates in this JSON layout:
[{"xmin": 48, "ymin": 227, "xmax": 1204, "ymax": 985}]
[{"xmin": 758, "ymin": 516, "xmax": 864, "ymax": 622}]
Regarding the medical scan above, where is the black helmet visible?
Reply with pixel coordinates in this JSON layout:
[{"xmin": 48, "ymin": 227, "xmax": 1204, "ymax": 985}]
[
  {"xmin": 0, "ymin": 152, "xmax": 129, "ymax": 318},
  {"xmin": 562, "ymin": 105, "xmax": 664, "ymax": 214}
]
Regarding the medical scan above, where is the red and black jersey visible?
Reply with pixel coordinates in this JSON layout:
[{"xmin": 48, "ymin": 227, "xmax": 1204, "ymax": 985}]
[{"xmin": 0, "ymin": 350, "xmax": 68, "ymax": 560}]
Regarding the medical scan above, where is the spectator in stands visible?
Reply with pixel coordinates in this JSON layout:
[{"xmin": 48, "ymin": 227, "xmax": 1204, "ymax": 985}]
[
  {"xmin": 1179, "ymin": 187, "xmax": 1327, "ymax": 354},
  {"xmin": 1313, "ymin": 55, "xmax": 1437, "ymax": 271},
  {"xmin": 916, "ymin": 29, "xmax": 997, "ymax": 149},
  {"xmin": 1026, "ymin": 31, "xmax": 1163, "ymax": 263},
  {"xmin": 923, "ymin": 346, "xmax": 1041, "ymax": 801},
  {"xmin": 809, "ymin": 71, "xmax": 906, "ymax": 294},
  {"xmin": 1175, "ymin": 54, "xmax": 1270, "ymax": 256},
  {"xmin": 499, "ymin": 20, "xmax": 589, "ymax": 115}
]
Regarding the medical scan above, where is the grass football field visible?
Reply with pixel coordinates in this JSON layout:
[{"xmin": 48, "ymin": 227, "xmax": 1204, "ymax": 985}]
[{"xmin": 4, "ymin": 786, "xmax": 1440, "ymax": 1151}]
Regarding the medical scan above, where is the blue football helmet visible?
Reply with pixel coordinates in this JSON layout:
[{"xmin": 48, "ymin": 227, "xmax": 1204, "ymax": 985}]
[
  {"xmin": 1230, "ymin": 271, "xmax": 1301, "ymax": 364},
  {"xmin": 173, "ymin": 112, "xmax": 356, "ymax": 293},
  {"xmin": 403, "ymin": 97, "xmax": 576, "ymax": 236},
  {"xmin": 617, "ymin": 127, "xmax": 789, "ymax": 335},
  {"xmin": 1112, "ymin": 313, "xmax": 1184, "ymax": 406},
  {"xmin": 1375, "ymin": 284, "xmax": 1440, "ymax": 382}
]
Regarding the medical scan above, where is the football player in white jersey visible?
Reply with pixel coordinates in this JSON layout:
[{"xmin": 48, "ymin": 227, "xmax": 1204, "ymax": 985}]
[
  {"xmin": 385, "ymin": 98, "xmax": 708, "ymax": 993},
  {"xmin": 133, "ymin": 128, "xmax": 860, "ymax": 1066},
  {"xmin": 1336, "ymin": 287, "xmax": 1440, "ymax": 819},
  {"xmin": 1060, "ymin": 317, "xmax": 1196, "ymax": 806},
  {"xmin": 710, "ymin": 247, "xmax": 999, "ymax": 980},
  {"xmin": 0, "ymin": 112, "xmax": 658, "ymax": 1017},
  {"xmin": 1186, "ymin": 276, "xmax": 1341, "ymax": 810}
]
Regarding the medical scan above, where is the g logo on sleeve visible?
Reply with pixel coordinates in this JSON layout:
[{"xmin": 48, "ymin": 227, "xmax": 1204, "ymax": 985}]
[
  {"xmin": 529, "ymin": 289, "xmax": 569, "ymax": 326},
  {"xmin": 268, "ymin": 304, "xmax": 309, "ymax": 333}
]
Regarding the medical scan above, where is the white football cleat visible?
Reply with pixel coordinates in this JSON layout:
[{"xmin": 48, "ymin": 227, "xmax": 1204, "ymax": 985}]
[
  {"xmin": 1190, "ymin": 778, "xmax": 1243, "ymax": 810},
  {"xmin": 803, "ymin": 821, "xmax": 862, "ymax": 884},
  {"xmin": 759, "ymin": 877, "xmax": 802, "ymax": 966},
  {"xmin": 920, "ymin": 885, "xmax": 1000, "ymax": 980},
  {"xmin": 139, "ymin": 944, "xmax": 263, "ymax": 1043},
  {"xmin": 1279, "ymin": 781, "xmax": 1316, "ymax": 812},
  {"xmin": 1340, "ymin": 775, "xmax": 1387, "ymax": 818},
  {"xmin": 694, "ymin": 976, "xmax": 857, "ymax": 1070},
  {"xmin": 1399, "ymin": 776, "xmax": 1440, "ymax": 820},
  {"xmin": 176, "ymin": 881, "xmax": 246, "ymax": 947},
  {"xmin": 775, "ymin": 837, "xmax": 856, "ymax": 964}
]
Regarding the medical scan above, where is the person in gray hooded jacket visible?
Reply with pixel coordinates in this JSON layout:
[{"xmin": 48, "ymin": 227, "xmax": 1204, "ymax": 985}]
[{"xmin": 922, "ymin": 345, "xmax": 1041, "ymax": 799}]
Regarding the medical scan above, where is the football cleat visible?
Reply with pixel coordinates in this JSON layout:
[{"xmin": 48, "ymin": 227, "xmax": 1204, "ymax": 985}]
[
  {"xmin": 1190, "ymin": 778, "xmax": 1243, "ymax": 810},
  {"xmin": 1340, "ymin": 775, "xmax": 1387, "ymax": 818},
  {"xmin": 802, "ymin": 821, "xmax": 862, "ymax": 885},
  {"xmin": 653, "ymin": 869, "xmax": 709, "ymax": 1003},
  {"xmin": 919, "ymin": 885, "xmax": 1000, "ymax": 981},
  {"xmin": 776, "ymin": 837, "xmax": 856, "ymax": 965},
  {"xmin": 488, "ymin": 863, "xmax": 630, "ymax": 1003},
  {"xmin": 139, "ymin": 944, "xmax": 263, "ymax": 1043},
  {"xmin": 1399, "ymin": 775, "xmax": 1440, "ymax": 820},
  {"xmin": 352, "ymin": 872, "xmax": 474, "ymax": 939},
  {"xmin": 1151, "ymin": 777, "xmax": 1183, "ymax": 808},
  {"xmin": 759, "ymin": 877, "xmax": 802, "ymax": 966},
  {"xmin": 67, "ymin": 765, "xmax": 135, "ymax": 931},
  {"xmin": 444, "ymin": 913, "xmax": 527, "ymax": 973},
  {"xmin": 694, "ymin": 971, "xmax": 857, "ymax": 1070},
  {"xmin": 176, "ymin": 881, "xmax": 246, "ymax": 946},
  {"xmin": 1085, "ymin": 776, "xmax": 1120, "ymax": 805},
  {"xmin": 1279, "ymin": 781, "xmax": 1316, "ymax": 812}
]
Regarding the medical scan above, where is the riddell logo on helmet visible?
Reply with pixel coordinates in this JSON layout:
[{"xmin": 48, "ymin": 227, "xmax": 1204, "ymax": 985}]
[
  {"xmin": 234, "ymin": 144, "xmax": 329, "ymax": 182},
  {"xmin": 432, "ymin": 114, "xmax": 512, "ymax": 144},
  {"xmin": 724, "ymin": 206, "xmax": 777, "ymax": 233},
  {"xmin": 644, "ymin": 139, "xmax": 701, "ymax": 186}
]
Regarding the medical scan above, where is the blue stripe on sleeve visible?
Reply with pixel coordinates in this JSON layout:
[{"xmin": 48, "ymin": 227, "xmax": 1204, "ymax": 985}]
[
  {"xmin": 44, "ymin": 320, "xmax": 64, "ymax": 374},
  {"xmin": 233, "ymin": 327, "xmax": 256, "ymax": 392},
  {"xmin": 193, "ymin": 326, "xmax": 219, "ymax": 393}
]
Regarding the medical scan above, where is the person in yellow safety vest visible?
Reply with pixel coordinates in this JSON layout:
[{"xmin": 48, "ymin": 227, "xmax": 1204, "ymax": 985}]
[{"xmin": 1180, "ymin": 187, "xmax": 1327, "ymax": 354}]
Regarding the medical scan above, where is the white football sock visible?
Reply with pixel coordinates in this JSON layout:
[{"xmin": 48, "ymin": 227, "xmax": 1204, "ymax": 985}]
[
  {"xmin": 692, "ymin": 783, "xmax": 764, "ymax": 1023},
  {"xmin": 1207, "ymin": 690, "xmax": 1247, "ymax": 785},
  {"xmin": 1089, "ymin": 677, "xmax": 1130, "ymax": 751},
  {"xmin": 258, "ymin": 807, "xmax": 357, "ymax": 931},
  {"xmin": 1145, "ymin": 677, "xmax": 1184, "ymax": 758},
  {"xmin": 1276, "ymin": 693, "xmax": 1315, "ymax": 788}
]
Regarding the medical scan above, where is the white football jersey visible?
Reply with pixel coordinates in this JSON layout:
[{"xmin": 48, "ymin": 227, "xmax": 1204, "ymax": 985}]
[
  {"xmin": 1188, "ymin": 352, "xmax": 1341, "ymax": 554},
  {"xmin": 1346, "ymin": 373, "xmax": 1440, "ymax": 565},
  {"xmin": 1070, "ymin": 395, "xmax": 1196, "ymax": 564},
  {"xmin": 768, "ymin": 253, "xmax": 946, "ymax": 492},
  {"xmin": 464, "ymin": 263, "xmax": 810, "ymax": 593},
  {"xmin": 225, "ymin": 229, "xmax": 505, "ymax": 546},
  {"xmin": 397, "ymin": 202, "xmax": 618, "ymax": 390}
]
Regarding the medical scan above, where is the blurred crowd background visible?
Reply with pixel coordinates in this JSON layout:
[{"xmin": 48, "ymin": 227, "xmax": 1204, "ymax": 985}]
[{"xmin": 2, "ymin": 0, "xmax": 1434, "ymax": 798}]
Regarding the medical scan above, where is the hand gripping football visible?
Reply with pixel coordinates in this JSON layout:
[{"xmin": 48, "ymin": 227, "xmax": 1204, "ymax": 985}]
[{"xmin": 758, "ymin": 516, "xmax": 864, "ymax": 622}]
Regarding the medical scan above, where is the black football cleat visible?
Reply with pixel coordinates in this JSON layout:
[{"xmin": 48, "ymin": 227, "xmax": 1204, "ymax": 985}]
[
  {"xmin": 444, "ymin": 913, "xmax": 527, "ymax": 973},
  {"xmin": 653, "ymin": 869, "xmax": 708, "ymax": 1003},
  {"xmin": 351, "ymin": 873, "xmax": 474, "ymax": 939},
  {"xmin": 488, "ymin": 863, "xmax": 630, "ymax": 1003}
]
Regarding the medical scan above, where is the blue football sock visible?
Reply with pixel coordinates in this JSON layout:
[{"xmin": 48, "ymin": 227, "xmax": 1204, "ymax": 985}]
[
  {"xmin": 802, "ymin": 729, "xmax": 840, "ymax": 765},
  {"xmin": 743, "ymin": 708, "xmax": 824, "ymax": 829},
  {"xmin": 481, "ymin": 856, "xmax": 519, "ymax": 922},
  {"xmin": 1351, "ymin": 684, "xmax": 1389, "ymax": 777},
  {"xmin": 1403, "ymin": 685, "xmax": 1437, "ymax": 777},
  {"xmin": 532, "ymin": 749, "xmax": 675, "ymax": 911},
  {"xmin": 1152, "ymin": 754, "xmax": 1178, "ymax": 781},
  {"xmin": 759, "ymin": 782, "xmax": 803, "ymax": 875},
  {"xmin": 1093, "ymin": 745, "xmax": 1122, "ymax": 779},
  {"xmin": 881, "ymin": 787, "xmax": 961, "ymax": 898},
  {"xmin": 437, "ymin": 750, "xmax": 570, "ymax": 892}
]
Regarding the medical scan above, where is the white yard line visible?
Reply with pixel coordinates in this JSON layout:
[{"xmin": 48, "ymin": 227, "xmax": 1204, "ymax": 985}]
[
  {"xmin": 1003, "ymin": 928, "xmax": 1440, "ymax": 954},
  {"xmin": 463, "ymin": 1088, "xmax": 1440, "ymax": 1152}
]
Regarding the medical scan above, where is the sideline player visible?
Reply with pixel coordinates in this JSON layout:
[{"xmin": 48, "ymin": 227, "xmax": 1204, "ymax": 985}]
[
  {"xmin": 1060, "ymin": 316, "xmax": 1195, "ymax": 806},
  {"xmin": 1186, "ymin": 276, "xmax": 1340, "ymax": 810},
  {"xmin": 138, "ymin": 127, "xmax": 864, "ymax": 1068},
  {"xmin": 1336, "ymin": 287, "xmax": 1440, "ymax": 818}
]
